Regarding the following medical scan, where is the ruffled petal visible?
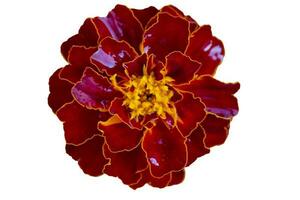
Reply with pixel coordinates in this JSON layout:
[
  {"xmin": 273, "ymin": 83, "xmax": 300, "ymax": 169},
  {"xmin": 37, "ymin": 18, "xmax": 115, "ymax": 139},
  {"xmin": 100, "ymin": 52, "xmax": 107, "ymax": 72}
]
[
  {"xmin": 168, "ymin": 170, "xmax": 185, "ymax": 186},
  {"xmin": 61, "ymin": 18, "xmax": 103, "ymax": 60},
  {"xmin": 57, "ymin": 100, "xmax": 109, "ymax": 145},
  {"xmin": 71, "ymin": 67, "xmax": 122, "ymax": 110},
  {"xmin": 165, "ymin": 51, "xmax": 201, "ymax": 84},
  {"xmin": 186, "ymin": 125, "xmax": 210, "ymax": 166},
  {"xmin": 202, "ymin": 114, "xmax": 231, "ymax": 148},
  {"xmin": 60, "ymin": 46, "xmax": 97, "ymax": 83},
  {"xmin": 185, "ymin": 25, "xmax": 225, "ymax": 75},
  {"xmin": 132, "ymin": 6, "xmax": 159, "ymax": 28},
  {"xmin": 175, "ymin": 92, "xmax": 206, "ymax": 137},
  {"xmin": 48, "ymin": 68, "xmax": 73, "ymax": 113},
  {"xmin": 98, "ymin": 115, "xmax": 143, "ymax": 152},
  {"xmin": 161, "ymin": 5, "xmax": 199, "ymax": 32},
  {"xmin": 103, "ymin": 144, "xmax": 148, "ymax": 185},
  {"xmin": 142, "ymin": 119, "xmax": 187, "ymax": 178},
  {"xmin": 142, "ymin": 12, "xmax": 189, "ymax": 61},
  {"xmin": 176, "ymin": 76, "xmax": 240, "ymax": 118},
  {"xmin": 109, "ymin": 97, "xmax": 143, "ymax": 129},
  {"xmin": 91, "ymin": 37, "xmax": 138, "ymax": 78},
  {"xmin": 99, "ymin": 5, "xmax": 143, "ymax": 52},
  {"xmin": 66, "ymin": 135, "xmax": 108, "ymax": 176},
  {"xmin": 124, "ymin": 53, "xmax": 147, "ymax": 78}
]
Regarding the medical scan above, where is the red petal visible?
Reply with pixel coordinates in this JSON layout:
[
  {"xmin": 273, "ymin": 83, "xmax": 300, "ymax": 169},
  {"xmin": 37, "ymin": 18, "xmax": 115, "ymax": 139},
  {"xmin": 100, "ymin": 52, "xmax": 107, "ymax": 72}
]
[
  {"xmin": 142, "ymin": 12, "xmax": 189, "ymax": 61},
  {"xmin": 91, "ymin": 37, "xmax": 138, "ymax": 78},
  {"xmin": 130, "ymin": 168, "xmax": 172, "ymax": 189},
  {"xmin": 100, "ymin": 5, "xmax": 143, "ymax": 52},
  {"xmin": 98, "ymin": 115, "xmax": 143, "ymax": 152},
  {"xmin": 71, "ymin": 67, "xmax": 121, "ymax": 110},
  {"xmin": 60, "ymin": 46, "xmax": 97, "ymax": 83},
  {"xmin": 168, "ymin": 170, "xmax": 185, "ymax": 186},
  {"xmin": 103, "ymin": 144, "xmax": 148, "ymax": 185},
  {"xmin": 202, "ymin": 114, "xmax": 231, "ymax": 148},
  {"xmin": 186, "ymin": 126, "xmax": 210, "ymax": 166},
  {"xmin": 185, "ymin": 25, "xmax": 225, "ymax": 75},
  {"xmin": 56, "ymin": 100, "xmax": 109, "ymax": 145},
  {"xmin": 176, "ymin": 76, "xmax": 240, "ymax": 118},
  {"xmin": 61, "ymin": 18, "xmax": 100, "ymax": 60},
  {"xmin": 161, "ymin": 5, "xmax": 199, "ymax": 32},
  {"xmin": 109, "ymin": 97, "xmax": 143, "ymax": 129},
  {"xmin": 165, "ymin": 51, "xmax": 201, "ymax": 84},
  {"xmin": 146, "ymin": 54, "xmax": 164, "ymax": 80},
  {"xmin": 175, "ymin": 92, "xmax": 206, "ymax": 137},
  {"xmin": 48, "ymin": 68, "xmax": 73, "ymax": 113},
  {"xmin": 132, "ymin": 6, "xmax": 159, "ymax": 28},
  {"xmin": 142, "ymin": 119, "xmax": 187, "ymax": 177},
  {"xmin": 123, "ymin": 53, "xmax": 147, "ymax": 78},
  {"xmin": 66, "ymin": 135, "xmax": 108, "ymax": 176}
]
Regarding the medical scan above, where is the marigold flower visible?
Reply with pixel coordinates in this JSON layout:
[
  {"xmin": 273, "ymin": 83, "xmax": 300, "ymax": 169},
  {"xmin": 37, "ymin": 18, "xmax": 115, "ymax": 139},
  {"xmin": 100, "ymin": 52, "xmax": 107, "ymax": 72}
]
[{"xmin": 48, "ymin": 4, "xmax": 240, "ymax": 189}]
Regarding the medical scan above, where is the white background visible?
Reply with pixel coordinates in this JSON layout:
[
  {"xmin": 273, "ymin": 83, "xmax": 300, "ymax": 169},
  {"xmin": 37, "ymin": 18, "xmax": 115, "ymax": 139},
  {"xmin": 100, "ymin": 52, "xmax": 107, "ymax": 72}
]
[{"xmin": 0, "ymin": 0, "xmax": 299, "ymax": 199}]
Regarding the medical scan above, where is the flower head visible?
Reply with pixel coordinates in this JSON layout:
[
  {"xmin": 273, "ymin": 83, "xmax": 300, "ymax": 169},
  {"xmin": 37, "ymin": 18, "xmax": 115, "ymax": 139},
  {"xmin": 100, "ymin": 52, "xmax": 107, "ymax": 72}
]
[{"xmin": 48, "ymin": 4, "xmax": 240, "ymax": 189}]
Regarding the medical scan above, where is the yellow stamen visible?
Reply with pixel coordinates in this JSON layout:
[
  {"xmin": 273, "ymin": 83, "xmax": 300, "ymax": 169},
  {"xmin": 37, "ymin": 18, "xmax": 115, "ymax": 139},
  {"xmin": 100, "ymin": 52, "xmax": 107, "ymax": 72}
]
[{"xmin": 110, "ymin": 67, "xmax": 178, "ymax": 122}]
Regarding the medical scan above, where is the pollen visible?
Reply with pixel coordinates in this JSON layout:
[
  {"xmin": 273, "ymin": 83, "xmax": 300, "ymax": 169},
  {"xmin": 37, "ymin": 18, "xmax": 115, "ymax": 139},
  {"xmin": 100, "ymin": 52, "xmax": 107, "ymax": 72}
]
[{"xmin": 110, "ymin": 67, "xmax": 177, "ymax": 122}]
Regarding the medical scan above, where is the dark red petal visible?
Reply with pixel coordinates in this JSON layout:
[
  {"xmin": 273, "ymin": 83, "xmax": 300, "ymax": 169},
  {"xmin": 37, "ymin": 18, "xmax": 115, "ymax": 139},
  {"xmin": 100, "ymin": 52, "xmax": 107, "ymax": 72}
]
[
  {"xmin": 132, "ymin": 6, "xmax": 159, "ymax": 28},
  {"xmin": 60, "ymin": 46, "xmax": 97, "ymax": 83},
  {"xmin": 146, "ymin": 54, "xmax": 164, "ymax": 80},
  {"xmin": 175, "ymin": 92, "xmax": 206, "ymax": 137},
  {"xmin": 168, "ymin": 170, "xmax": 185, "ymax": 186},
  {"xmin": 142, "ymin": 12, "xmax": 189, "ymax": 61},
  {"xmin": 103, "ymin": 144, "xmax": 148, "ymax": 185},
  {"xmin": 202, "ymin": 114, "xmax": 231, "ymax": 148},
  {"xmin": 109, "ymin": 97, "xmax": 143, "ymax": 129},
  {"xmin": 186, "ymin": 125, "xmax": 210, "ymax": 166},
  {"xmin": 130, "ymin": 168, "xmax": 172, "ymax": 189},
  {"xmin": 142, "ymin": 119, "xmax": 187, "ymax": 178},
  {"xmin": 61, "ymin": 18, "xmax": 100, "ymax": 60},
  {"xmin": 48, "ymin": 68, "xmax": 73, "ymax": 113},
  {"xmin": 71, "ymin": 67, "xmax": 121, "ymax": 110},
  {"xmin": 98, "ymin": 115, "xmax": 143, "ymax": 152},
  {"xmin": 124, "ymin": 53, "xmax": 147, "ymax": 78},
  {"xmin": 161, "ymin": 5, "xmax": 199, "ymax": 32},
  {"xmin": 66, "ymin": 135, "xmax": 108, "ymax": 176},
  {"xmin": 176, "ymin": 76, "xmax": 240, "ymax": 118},
  {"xmin": 165, "ymin": 51, "xmax": 201, "ymax": 84},
  {"xmin": 56, "ymin": 100, "xmax": 109, "ymax": 145},
  {"xmin": 185, "ymin": 25, "xmax": 225, "ymax": 75},
  {"xmin": 91, "ymin": 37, "xmax": 138, "ymax": 78},
  {"xmin": 100, "ymin": 5, "xmax": 143, "ymax": 52}
]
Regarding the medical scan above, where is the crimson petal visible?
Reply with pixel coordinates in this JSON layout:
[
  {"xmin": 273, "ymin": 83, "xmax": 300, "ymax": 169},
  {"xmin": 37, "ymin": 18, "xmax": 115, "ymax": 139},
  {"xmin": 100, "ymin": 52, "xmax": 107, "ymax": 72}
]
[
  {"xmin": 185, "ymin": 25, "xmax": 225, "ymax": 75},
  {"xmin": 98, "ymin": 115, "xmax": 143, "ymax": 152},
  {"xmin": 132, "ymin": 6, "xmax": 159, "ymax": 29},
  {"xmin": 61, "ymin": 18, "xmax": 103, "ymax": 60},
  {"xmin": 103, "ymin": 144, "xmax": 148, "ymax": 185},
  {"xmin": 57, "ymin": 100, "xmax": 109, "ymax": 145},
  {"xmin": 48, "ymin": 68, "xmax": 73, "ymax": 113},
  {"xmin": 142, "ymin": 12, "xmax": 189, "ymax": 61},
  {"xmin": 142, "ymin": 119, "xmax": 187, "ymax": 178},
  {"xmin": 99, "ymin": 5, "xmax": 143, "ymax": 52},
  {"xmin": 165, "ymin": 51, "xmax": 201, "ymax": 84},
  {"xmin": 124, "ymin": 53, "xmax": 147, "ymax": 78},
  {"xmin": 91, "ymin": 37, "xmax": 138, "ymax": 78},
  {"xmin": 66, "ymin": 135, "xmax": 108, "ymax": 176},
  {"xmin": 60, "ymin": 46, "xmax": 97, "ymax": 83},
  {"xmin": 175, "ymin": 92, "xmax": 206, "ymax": 137},
  {"xmin": 72, "ymin": 67, "xmax": 121, "ymax": 110},
  {"xmin": 202, "ymin": 114, "xmax": 231, "ymax": 148},
  {"xmin": 176, "ymin": 76, "xmax": 240, "ymax": 118},
  {"xmin": 168, "ymin": 170, "xmax": 185, "ymax": 186},
  {"xmin": 109, "ymin": 97, "xmax": 143, "ymax": 129},
  {"xmin": 186, "ymin": 125, "xmax": 210, "ymax": 166}
]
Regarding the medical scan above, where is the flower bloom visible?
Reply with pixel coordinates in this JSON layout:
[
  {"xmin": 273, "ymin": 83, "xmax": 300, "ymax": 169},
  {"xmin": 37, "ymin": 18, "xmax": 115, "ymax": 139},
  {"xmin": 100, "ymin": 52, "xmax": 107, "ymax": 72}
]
[{"xmin": 48, "ymin": 4, "xmax": 240, "ymax": 189}]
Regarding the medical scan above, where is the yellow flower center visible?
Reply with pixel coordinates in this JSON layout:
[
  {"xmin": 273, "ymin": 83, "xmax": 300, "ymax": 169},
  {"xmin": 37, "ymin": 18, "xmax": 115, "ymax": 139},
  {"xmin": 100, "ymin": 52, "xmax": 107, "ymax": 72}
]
[{"xmin": 110, "ymin": 68, "xmax": 177, "ymax": 122}]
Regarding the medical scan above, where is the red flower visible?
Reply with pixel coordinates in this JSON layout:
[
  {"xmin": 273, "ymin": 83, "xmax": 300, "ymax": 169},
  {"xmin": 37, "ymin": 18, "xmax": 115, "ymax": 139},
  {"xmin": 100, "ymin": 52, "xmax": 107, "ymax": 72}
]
[{"xmin": 48, "ymin": 4, "xmax": 240, "ymax": 189}]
